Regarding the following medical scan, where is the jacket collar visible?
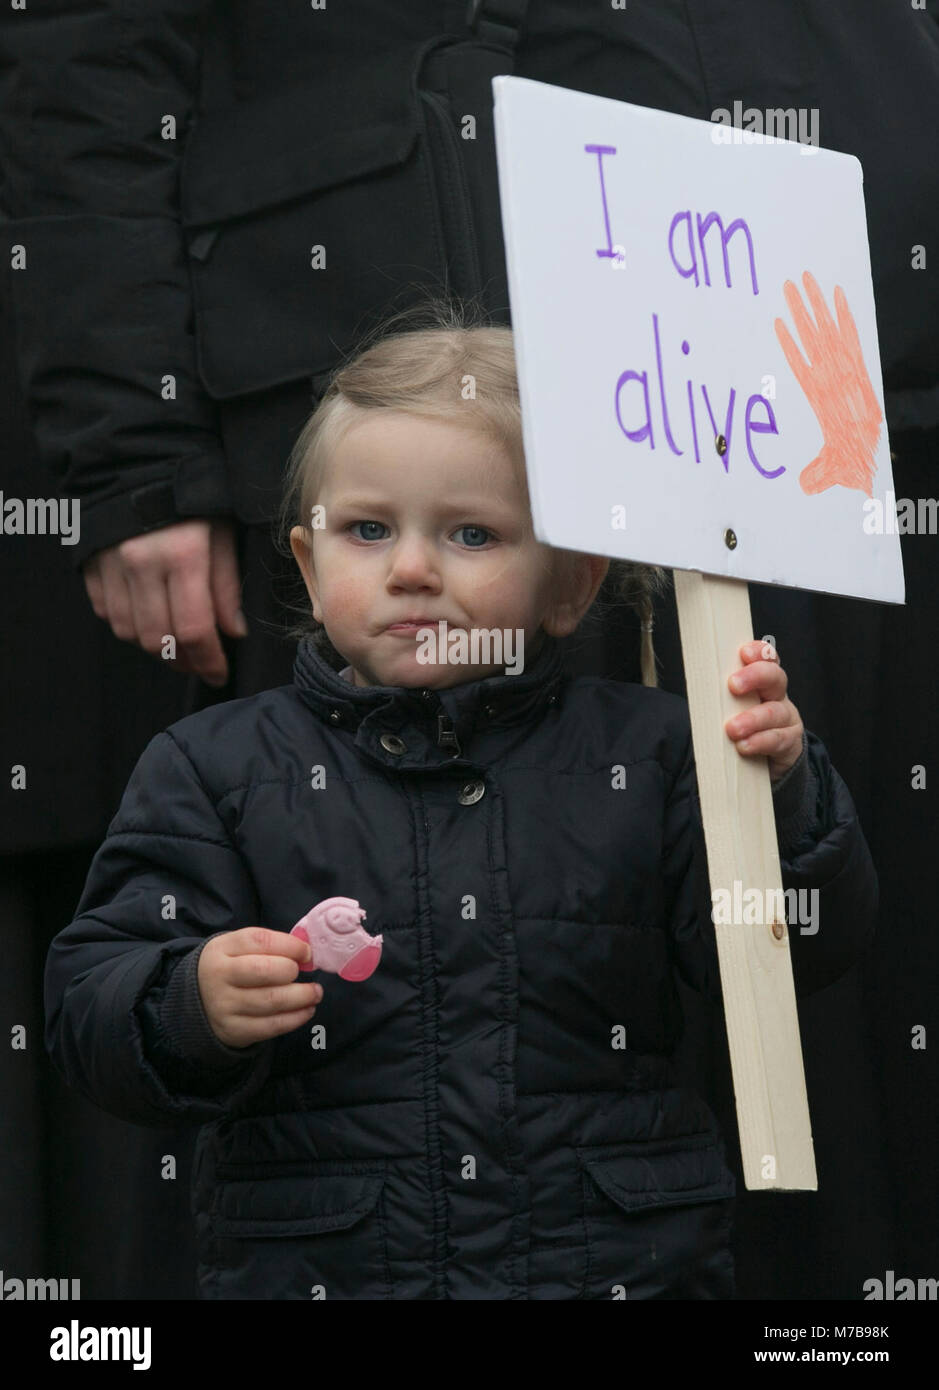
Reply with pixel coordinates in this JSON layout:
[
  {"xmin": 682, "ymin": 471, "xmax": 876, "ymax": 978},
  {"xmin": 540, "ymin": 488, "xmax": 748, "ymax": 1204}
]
[{"xmin": 293, "ymin": 629, "xmax": 566, "ymax": 771}]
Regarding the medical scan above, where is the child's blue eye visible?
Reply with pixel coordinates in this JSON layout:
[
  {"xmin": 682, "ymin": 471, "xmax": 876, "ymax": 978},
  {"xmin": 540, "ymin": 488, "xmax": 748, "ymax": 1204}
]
[
  {"xmin": 349, "ymin": 521, "xmax": 388, "ymax": 541},
  {"xmin": 348, "ymin": 521, "xmax": 492, "ymax": 546},
  {"xmin": 454, "ymin": 525, "xmax": 491, "ymax": 547}
]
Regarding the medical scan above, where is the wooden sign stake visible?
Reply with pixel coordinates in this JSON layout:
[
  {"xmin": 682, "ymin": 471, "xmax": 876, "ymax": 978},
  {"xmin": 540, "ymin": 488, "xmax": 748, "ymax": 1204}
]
[{"xmin": 673, "ymin": 567, "xmax": 818, "ymax": 1191}]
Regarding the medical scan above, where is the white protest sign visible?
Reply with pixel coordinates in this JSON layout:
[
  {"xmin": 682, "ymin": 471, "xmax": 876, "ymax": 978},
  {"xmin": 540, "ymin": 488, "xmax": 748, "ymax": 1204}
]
[{"xmin": 493, "ymin": 76, "xmax": 904, "ymax": 605}]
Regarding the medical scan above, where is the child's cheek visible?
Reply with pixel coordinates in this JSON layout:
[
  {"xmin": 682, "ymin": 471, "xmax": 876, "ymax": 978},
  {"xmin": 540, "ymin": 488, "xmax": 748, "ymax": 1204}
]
[
  {"xmin": 470, "ymin": 549, "xmax": 535, "ymax": 607},
  {"xmin": 321, "ymin": 574, "xmax": 370, "ymax": 630}
]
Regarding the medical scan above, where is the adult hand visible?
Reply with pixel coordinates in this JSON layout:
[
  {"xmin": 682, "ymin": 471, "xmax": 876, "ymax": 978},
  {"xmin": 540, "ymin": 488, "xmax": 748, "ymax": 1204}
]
[{"xmin": 82, "ymin": 518, "xmax": 247, "ymax": 687}]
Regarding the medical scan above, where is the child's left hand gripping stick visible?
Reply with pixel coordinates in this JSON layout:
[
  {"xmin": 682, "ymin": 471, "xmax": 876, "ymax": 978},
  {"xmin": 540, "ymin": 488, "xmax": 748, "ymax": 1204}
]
[{"xmin": 290, "ymin": 897, "xmax": 383, "ymax": 981}]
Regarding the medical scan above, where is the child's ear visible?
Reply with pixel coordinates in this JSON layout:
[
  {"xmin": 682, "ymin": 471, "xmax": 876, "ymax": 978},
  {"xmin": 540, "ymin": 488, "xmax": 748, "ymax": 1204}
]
[
  {"xmin": 542, "ymin": 553, "xmax": 609, "ymax": 638},
  {"xmin": 289, "ymin": 525, "xmax": 322, "ymax": 623}
]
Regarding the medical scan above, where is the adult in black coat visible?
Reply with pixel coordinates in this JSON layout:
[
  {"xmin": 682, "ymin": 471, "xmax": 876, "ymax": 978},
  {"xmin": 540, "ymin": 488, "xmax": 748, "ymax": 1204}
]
[
  {"xmin": 2, "ymin": 0, "xmax": 937, "ymax": 1297},
  {"xmin": 0, "ymin": 267, "xmax": 200, "ymax": 1296}
]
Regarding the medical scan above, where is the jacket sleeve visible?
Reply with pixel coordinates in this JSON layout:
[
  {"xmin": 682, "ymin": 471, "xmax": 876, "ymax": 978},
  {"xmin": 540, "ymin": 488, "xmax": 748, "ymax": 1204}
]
[
  {"xmin": 663, "ymin": 724, "xmax": 879, "ymax": 1002},
  {"xmin": 0, "ymin": 0, "xmax": 232, "ymax": 569},
  {"xmin": 44, "ymin": 729, "xmax": 279, "ymax": 1128}
]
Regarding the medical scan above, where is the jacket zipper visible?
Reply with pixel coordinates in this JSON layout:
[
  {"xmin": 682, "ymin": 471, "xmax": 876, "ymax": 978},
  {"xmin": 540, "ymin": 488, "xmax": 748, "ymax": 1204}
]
[{"xmin": 436, "ymin": 713, "xmax": 461, "ymax": 756}]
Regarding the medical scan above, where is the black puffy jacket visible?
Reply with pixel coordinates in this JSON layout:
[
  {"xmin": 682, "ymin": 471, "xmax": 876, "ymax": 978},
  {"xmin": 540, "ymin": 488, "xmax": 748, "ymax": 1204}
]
[{"xmin": 44, "ymin": 633, "xmax": 878, "ymax": 1299}]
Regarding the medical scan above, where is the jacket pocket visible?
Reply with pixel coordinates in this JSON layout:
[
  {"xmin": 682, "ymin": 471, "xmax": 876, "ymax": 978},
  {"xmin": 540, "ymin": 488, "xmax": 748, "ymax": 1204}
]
[
  {"xmin": 208, "ymin": 1166, "xmax": 392, "ymax": 1299},
  {"xmin": 576, "ymin": 1137, "xmax": 736, "ymax": 1300},
  {"xmin": 179, "ymin": 36, "xmax": 483, "ymax": 401}
]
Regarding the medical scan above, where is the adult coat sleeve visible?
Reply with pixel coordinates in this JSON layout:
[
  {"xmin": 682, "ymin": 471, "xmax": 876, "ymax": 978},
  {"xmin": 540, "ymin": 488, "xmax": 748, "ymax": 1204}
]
[
  {"xmin": 0, "ymin": 0, "xmax": 231, "ymax": 567},
  {"xmin": 44, "ymin": 730, "xmax": 278, "ymax": 1128},
  {"xmin": 662, "ymin": 725, "xmax": 879, "ymax": 1002}
]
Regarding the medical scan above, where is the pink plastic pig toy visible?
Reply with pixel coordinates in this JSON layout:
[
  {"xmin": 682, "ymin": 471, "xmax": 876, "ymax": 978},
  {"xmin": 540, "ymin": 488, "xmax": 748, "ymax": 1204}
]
[{"xmin": 289, "ymin": 897, "xmax": 382, "ymax": 981}]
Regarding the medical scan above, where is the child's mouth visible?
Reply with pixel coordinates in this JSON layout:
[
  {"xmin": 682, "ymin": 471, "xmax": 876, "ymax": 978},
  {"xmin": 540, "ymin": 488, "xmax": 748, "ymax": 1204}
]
[{"xmin": 385, "ymin": 619, "xmax": 444, "ymax": 633}]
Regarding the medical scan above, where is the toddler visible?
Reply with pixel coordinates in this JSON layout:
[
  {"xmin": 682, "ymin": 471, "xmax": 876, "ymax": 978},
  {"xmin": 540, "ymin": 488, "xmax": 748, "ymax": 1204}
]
[{"xmin": 45, "ymin": 309, "xmax": 877, "ymax": 1300}]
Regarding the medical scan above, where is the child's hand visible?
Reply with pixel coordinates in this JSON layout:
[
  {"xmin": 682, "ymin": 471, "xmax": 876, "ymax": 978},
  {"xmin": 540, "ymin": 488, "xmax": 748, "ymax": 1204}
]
[
  {"xmin": 198, "ymin": 927, "xmax": 323, "ymax": 1049},
  {"xmin": 724, "ymin": 641, "xmax": 804, "ymax": 782}
]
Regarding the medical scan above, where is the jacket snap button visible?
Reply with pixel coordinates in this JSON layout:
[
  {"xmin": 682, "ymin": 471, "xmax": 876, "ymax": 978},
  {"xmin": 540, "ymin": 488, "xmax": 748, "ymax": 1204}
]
[
  {"xmin": 457, "ymin": 780, "xmax": 485, "ymax": 805},
  {"xmin": 484, "ymin": 704, "xmax": 496, "ymax": 717},
  {"xmin": 380, "ymin": 733, "xmax": 407, "ymax": 755},
  {"xmin": 329, "ymin": 709, "xmax": 342, "ymax": 723}
]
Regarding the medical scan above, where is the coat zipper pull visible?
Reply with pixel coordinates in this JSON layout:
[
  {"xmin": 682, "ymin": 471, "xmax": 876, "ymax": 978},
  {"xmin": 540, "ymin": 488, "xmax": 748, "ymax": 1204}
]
[{"xmin": 437, "ymin": 713, "xmax": 461, "ymax": 756}]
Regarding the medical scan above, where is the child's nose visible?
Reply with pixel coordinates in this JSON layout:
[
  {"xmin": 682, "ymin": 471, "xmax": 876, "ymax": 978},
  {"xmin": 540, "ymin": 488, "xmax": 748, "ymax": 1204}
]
[{"xmin": 387, "ymin": 536, "xmax": 442, "ymax": 586}]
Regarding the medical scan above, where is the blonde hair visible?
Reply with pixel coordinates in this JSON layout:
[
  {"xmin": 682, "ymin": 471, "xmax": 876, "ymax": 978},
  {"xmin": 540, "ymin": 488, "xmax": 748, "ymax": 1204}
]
[{"xmin": 275, "ymin": 298, "xmax": 670, "ymax": 686}]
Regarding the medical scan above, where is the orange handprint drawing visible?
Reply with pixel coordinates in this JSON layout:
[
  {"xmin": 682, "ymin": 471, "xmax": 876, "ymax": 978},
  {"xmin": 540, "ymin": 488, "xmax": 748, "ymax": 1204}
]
[{"xmin": 774, "ymin": 271, "xmax": 883, "ymax": 497}]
